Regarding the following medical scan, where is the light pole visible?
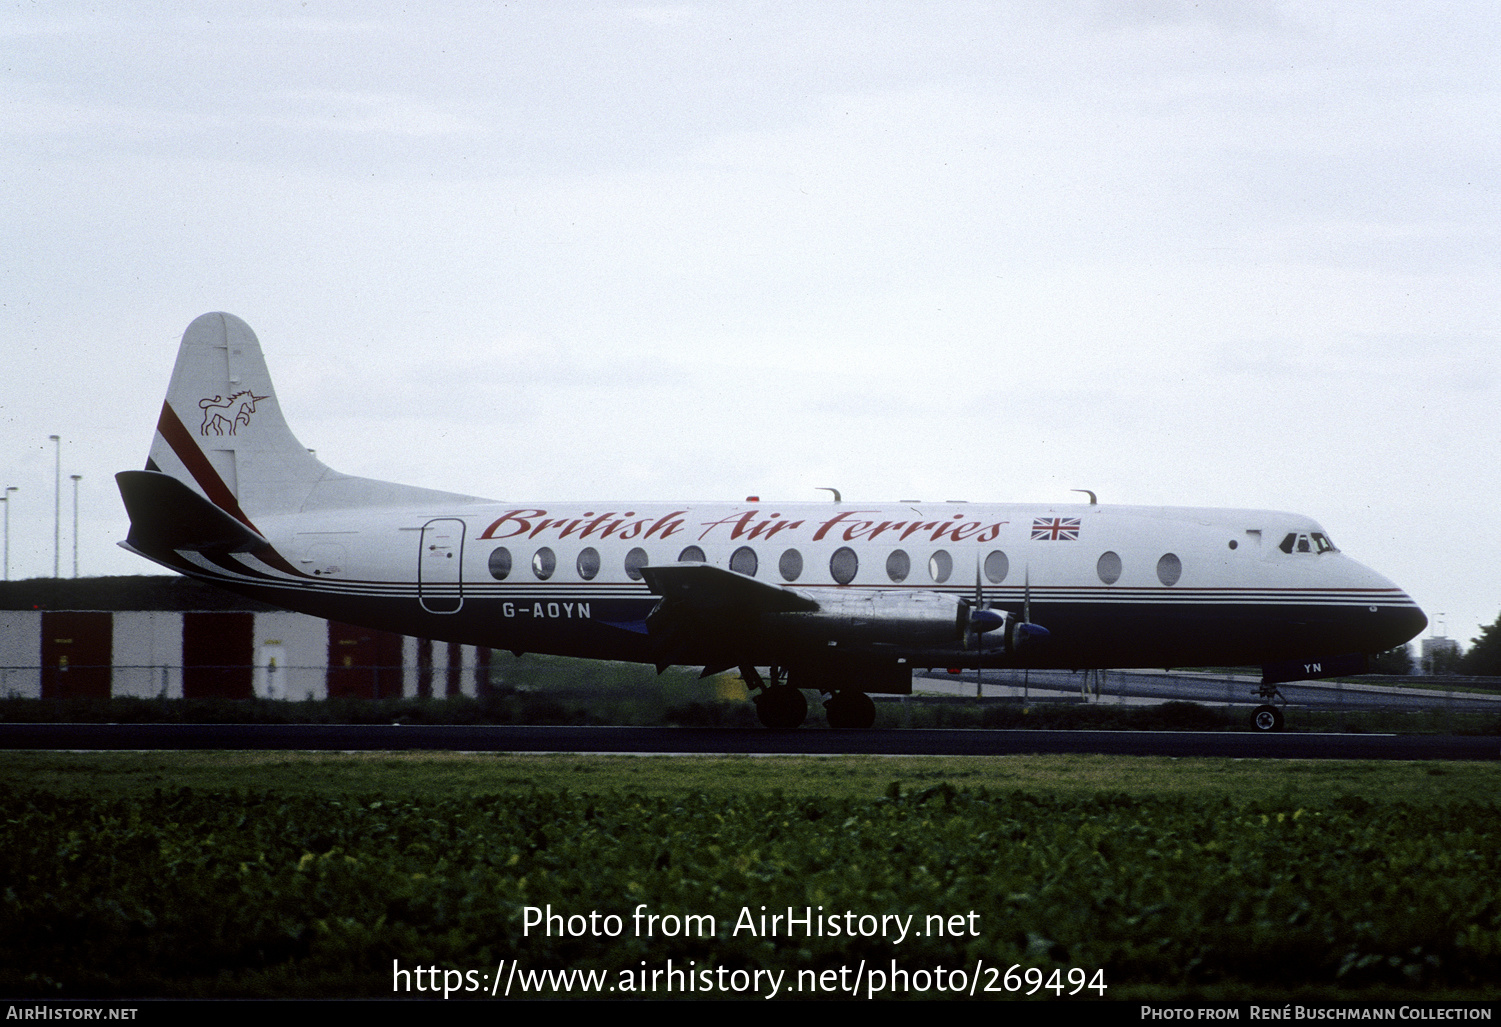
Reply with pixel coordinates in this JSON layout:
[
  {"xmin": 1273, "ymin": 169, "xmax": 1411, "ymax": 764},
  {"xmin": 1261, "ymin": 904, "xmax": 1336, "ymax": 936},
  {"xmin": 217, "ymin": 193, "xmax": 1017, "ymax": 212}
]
[
  {"xmin": 49, "ymin": 435, "xmax": 60, "ymax": 578},
  {"xmin": 1, "ymin": 487, "xmax": 15, "ymax": 581},
  {"xmin": 70, "ymin": 474, "xmax": 82, "ymax": 578}
]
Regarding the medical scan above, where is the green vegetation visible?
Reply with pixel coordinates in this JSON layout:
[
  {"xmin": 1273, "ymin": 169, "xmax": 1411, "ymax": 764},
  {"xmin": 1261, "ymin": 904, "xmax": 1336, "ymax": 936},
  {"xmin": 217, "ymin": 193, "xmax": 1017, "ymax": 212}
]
[
  {"xmin": 1461, "ymin": 611, "xmax": 1501, "ymax": 676},
  {"xmin": 1, "ymin": 753, "xmax": 1499, "ymax": 1000},
  {"xmin": 8, "ymin": 751, "xmax": 1501, "ymax": 804},
  {"xmin": 1368, "ymin": 644, "xmax": 1414, "ymax": 674}
]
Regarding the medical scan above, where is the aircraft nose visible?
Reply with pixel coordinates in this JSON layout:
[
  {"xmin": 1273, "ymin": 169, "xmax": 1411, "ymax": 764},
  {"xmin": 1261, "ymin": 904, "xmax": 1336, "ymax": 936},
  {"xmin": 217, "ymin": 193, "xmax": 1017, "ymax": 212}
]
[
  {"xmin": 1379, "ymin": 600, "xmax": 1427, "ymax": 650},
  {"xmin": 1347, "ymin": 557, "xmax": 1426, "ymax": 651},
  {"xmin": 1362, "ymin": 573, "xmax": 1426, "ymax": 651}
]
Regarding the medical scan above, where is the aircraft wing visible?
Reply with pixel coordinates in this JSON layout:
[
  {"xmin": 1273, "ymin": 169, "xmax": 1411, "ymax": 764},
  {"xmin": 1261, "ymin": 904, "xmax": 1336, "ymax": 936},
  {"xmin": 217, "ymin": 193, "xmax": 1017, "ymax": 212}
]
[
  {"xmin": 638, "ymin": 563, "xmax": 819, "ymax": 615},
  {"xmin": 640, "ymin": 561, "xmax": 1036, "ymax": 671}
]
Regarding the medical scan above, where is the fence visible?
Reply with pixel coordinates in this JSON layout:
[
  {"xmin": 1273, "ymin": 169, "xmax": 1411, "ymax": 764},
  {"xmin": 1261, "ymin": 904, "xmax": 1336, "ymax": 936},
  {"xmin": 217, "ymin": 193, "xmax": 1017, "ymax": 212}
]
[
  {"xmin": 0, "ymin": 661, "xmax": 488, "ymax": 701},
  {"xmin": 913, "ymin": 667, "xmax": 1501, "ymax": 723}
]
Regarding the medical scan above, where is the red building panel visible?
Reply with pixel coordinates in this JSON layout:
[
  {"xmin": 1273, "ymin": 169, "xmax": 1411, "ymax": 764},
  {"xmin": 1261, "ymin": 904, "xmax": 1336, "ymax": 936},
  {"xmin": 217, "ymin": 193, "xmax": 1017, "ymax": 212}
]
[
  {"xmin": 326, "ymin": 621, "xmax": 404, "ymax": 699},
  {"xmin": 41, "ymin": 611, "xmax": 112, "ymax": 699},
  {"xmin": 183, "ymin": 612, "xmax": 254, "ymax": 699}
]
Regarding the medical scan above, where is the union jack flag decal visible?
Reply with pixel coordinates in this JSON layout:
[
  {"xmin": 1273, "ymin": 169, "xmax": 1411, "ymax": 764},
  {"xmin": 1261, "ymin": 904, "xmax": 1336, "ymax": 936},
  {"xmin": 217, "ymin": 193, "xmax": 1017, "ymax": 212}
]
[{"xmin": 1031, "ymin": 517, "xmax": 1081, "ymax": 541}]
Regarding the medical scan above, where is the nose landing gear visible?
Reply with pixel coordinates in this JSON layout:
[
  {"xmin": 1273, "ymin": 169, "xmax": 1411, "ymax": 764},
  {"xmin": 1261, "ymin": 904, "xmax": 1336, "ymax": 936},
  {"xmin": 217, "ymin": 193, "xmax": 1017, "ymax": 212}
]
[
  {"xmin": 1251, "ymin": 681, "xmax": 1286, "ymax": 732},
  {"xmin": 1251, "ymin": 704, "xmax": 1285, "ymax": 732}
]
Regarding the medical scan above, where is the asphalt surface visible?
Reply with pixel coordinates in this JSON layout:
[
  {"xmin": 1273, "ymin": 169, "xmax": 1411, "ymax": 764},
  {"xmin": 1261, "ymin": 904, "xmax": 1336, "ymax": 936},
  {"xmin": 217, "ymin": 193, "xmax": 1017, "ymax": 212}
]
[{"xmin": 1, "ymin": 722, "xmax": 1496, "ymax": 759}]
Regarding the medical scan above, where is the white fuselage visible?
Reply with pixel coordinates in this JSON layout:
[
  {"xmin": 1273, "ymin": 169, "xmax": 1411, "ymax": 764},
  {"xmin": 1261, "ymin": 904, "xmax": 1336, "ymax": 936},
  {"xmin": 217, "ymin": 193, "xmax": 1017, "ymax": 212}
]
[{"xmin": 169, "ymin": 496, "xmax": 1422, "ymax": 673}]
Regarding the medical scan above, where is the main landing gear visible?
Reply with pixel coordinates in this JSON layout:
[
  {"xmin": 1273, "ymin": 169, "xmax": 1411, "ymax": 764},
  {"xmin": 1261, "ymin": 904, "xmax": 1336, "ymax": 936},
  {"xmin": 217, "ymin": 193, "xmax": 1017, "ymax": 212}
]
[
  {"xmin": 823, "ymin": 690, "xmax": 876, "ymax": 730},
  {"xmin": 743, "ymin": 666, "xmax": 807, "ymax": 730},
  {"xmin": 755, "ymin": 683, "xmax": 808, "ymax": 730},
  {"xmin": 740, "ymin": 666, "xmax": 876, "ymax": 730}
]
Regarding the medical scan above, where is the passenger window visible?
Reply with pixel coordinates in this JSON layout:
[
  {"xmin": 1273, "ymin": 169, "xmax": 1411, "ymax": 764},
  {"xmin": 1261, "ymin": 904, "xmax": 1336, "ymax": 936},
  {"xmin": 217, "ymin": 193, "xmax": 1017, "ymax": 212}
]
[
  {"xmin": 886, "ymin": 549, "xmax": 910, "ymax": 583},
  {"xmin": 1097, "ymin": 551, "xmax": 1121, "ymax": 585},
  {"xmin": 779, "ymin": 548, "xmax": 803, "ymax": 581},
  {"xmin": 929, "ymin": 550, "xmax": 953, "ymax": 583},
  {"xmin": 487, "ymin": 547, "xmax": 512, "ymax": 581},
  {"xmin": 624, "ymin": 547, "xmax": 648, "ymax": 581},
  {"xmin": 531, "ymin": 547, "xmax": 556, "ymax": 580},
  {"xmin": 984, "ymin": 550, "xmax": 1008, "ymax": 584},
  {"xmin": 1156, "ymin": 553, "xmax": 1181, "ymax": 586},
  {"xmin": 830, "ymin": 547, "xmax": 858, "ymax": 585},
  {"xmin": 677, "ymin": 545, "xmax": 706, "ymax": 563},
  {"xmin": 577, "ymin": 547, "xmax": 600, "ymax": 581},
  {"xmin": 730, "ymin": 546, "xmax": 758, "ymax": 576}
]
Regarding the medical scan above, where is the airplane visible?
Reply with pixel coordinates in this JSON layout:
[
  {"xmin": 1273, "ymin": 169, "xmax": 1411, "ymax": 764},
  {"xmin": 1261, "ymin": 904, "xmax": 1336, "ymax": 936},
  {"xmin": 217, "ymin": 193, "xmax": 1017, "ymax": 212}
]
[{"xmin": 117, "ymin": 312, "xmax": 1427, "ymax": 731}]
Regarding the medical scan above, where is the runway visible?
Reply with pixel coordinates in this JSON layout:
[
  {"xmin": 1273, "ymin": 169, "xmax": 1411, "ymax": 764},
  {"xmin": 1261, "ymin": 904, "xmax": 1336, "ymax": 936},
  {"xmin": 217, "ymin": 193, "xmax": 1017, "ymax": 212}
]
[{"xmin": 2, "ymin": 722, "xmax": 1496, "ymax": 759}]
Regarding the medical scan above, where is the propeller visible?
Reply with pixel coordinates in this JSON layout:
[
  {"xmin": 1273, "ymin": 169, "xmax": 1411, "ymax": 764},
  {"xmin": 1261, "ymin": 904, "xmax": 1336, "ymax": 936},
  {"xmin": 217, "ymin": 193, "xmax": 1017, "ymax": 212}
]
[
  {"xmin": 963, "ymin": 561, "xmax": 1006, "ymax": 645},
  {"xmin": 970, "ymin": 559, "xmax": 991, "ymax": 697},
  {"xmin": 964, "ymin": 558, "xmax": 1049, "ymax": 700},
  {"xmin": 1011, "ymin": 566, "xmax": 1050, "ymax": 650}
]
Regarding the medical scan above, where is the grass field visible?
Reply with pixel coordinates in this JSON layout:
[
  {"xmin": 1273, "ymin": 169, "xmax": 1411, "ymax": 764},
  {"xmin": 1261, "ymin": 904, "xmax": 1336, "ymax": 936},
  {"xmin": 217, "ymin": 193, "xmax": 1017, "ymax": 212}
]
[
  {"xmin": 5, "ymin": 749, "xmax": 1501, "ymax": 804},
  {"xmin": 3, "ymin": 751, "xmax": 1500, "ymax": 1002}
]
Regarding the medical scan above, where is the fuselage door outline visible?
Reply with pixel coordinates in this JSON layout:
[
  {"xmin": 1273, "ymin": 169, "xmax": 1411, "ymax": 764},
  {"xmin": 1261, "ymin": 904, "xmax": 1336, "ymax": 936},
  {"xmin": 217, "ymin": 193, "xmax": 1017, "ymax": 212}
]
[{"xmin": 419, "ymin": 518, "xmax": 465, "ymax": 614}]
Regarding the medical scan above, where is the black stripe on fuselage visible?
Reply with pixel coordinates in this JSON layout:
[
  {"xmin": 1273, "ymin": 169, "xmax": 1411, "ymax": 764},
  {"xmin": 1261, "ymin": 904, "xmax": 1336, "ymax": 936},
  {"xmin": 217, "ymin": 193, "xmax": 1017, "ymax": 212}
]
[{"xmin": 153, "ymin": 556, "xmax": 1423, "ymax": 671}]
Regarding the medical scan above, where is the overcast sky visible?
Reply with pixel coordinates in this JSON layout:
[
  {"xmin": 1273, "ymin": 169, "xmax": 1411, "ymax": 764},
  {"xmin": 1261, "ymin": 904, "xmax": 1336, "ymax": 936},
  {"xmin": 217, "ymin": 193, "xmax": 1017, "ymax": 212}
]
[{"xmin": 2, "ymin": 1, "xmax": 1496, "ymax": 648}]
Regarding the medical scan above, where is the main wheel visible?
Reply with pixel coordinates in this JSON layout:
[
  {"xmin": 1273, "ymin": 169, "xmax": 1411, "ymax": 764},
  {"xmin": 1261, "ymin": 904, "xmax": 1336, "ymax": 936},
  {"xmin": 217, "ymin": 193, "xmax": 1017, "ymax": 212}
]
[
  {"xmin": 755, "ymin": 685, "xmax": 808, "ymax": 730},
  {"xmin": 824, "ymin": 691, "xmax": 876, "ymax": 729},
  {"xmin": 1251, "ymin": 704, "xmax": 1284, "ymax": 732}
]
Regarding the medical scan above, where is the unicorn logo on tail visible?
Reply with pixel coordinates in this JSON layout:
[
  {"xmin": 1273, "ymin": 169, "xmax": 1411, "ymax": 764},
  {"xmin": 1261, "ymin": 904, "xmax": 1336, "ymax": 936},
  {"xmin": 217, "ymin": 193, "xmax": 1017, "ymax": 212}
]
[{"xmin": 198, "ymin": 391, "xmax": 270, "ymax": 436}]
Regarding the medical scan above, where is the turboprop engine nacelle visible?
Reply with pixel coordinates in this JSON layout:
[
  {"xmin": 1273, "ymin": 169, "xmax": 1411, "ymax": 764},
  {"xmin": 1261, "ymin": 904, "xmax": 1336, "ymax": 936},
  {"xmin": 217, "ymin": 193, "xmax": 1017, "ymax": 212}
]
[{"xmin": 768, "ymin": 590, "xmax": 976, "ymax": 648}]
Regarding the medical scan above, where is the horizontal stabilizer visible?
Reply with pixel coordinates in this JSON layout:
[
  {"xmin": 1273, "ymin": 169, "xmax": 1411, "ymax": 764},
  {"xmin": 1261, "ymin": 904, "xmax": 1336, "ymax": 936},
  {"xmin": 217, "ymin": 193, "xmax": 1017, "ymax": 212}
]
[
  {"xmin": 117, "ymin": 469, "xmax": 268, "ymax": 555},
  {"xmin": 639, "ymin": 563, "xmax": 819, "ymax": 615}
]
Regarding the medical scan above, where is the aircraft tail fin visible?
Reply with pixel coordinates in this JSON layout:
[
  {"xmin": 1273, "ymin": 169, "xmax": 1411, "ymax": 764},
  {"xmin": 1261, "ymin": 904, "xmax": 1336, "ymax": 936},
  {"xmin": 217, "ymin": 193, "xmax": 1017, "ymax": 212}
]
[
  {"xmin": 129, "ymin": 313, "xmax": 478, "ymax": 535},
  {"xmin": 142, "ymin": 312, "xmax": 330, "ymax": 521}
]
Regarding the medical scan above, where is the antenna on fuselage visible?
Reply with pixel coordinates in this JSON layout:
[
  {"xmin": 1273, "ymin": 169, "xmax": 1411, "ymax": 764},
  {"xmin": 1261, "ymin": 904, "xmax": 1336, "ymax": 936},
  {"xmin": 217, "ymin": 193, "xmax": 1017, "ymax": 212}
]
[
  {"xmin": 1071, "ymin": 489, "xmax": 1098, "ymax": 505},
  {"xmin": 816, "ymin": 487, "xmax": 841, "ymax": 503}
]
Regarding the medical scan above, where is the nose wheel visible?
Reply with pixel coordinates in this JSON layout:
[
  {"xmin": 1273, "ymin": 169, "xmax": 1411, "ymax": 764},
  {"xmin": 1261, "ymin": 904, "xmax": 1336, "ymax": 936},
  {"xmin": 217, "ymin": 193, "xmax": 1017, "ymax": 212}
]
[
  {"xmin": 1251, "ymin": 680, "xmax": 1287, "ymax": 732},
  {"xmin": 1251, "ymin": 704, "xmax": 1285, "ymax": 732}
]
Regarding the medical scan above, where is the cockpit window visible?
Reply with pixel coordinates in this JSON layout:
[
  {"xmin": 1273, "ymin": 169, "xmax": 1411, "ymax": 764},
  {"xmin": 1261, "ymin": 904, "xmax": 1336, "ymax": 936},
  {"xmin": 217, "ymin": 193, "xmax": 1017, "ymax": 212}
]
[{"xmin": 1279, "ymin": 531, "xmax": 1337, "ymax": 555}]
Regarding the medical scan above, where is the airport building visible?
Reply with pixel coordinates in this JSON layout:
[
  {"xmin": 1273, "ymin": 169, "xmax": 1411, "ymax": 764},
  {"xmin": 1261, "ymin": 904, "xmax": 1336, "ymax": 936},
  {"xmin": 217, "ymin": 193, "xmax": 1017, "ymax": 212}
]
[
  {"xmin": 1420, "ymin": 634, "xmax": 1462, "ymax": 676},
  {"xmin": 0, "ymin": 576, "xmax": 492, "ymax": 700}
]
